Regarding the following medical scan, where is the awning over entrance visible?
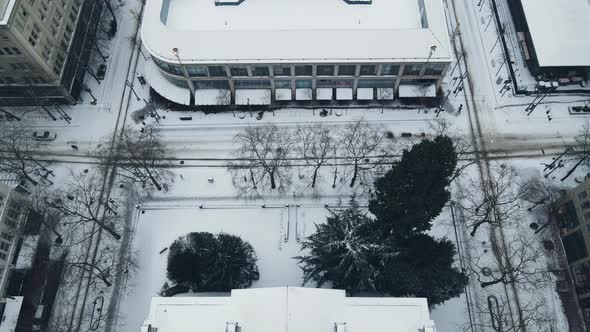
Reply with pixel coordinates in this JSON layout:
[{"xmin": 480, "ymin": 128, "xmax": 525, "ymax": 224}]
[
  {"xmin": 235, "ymin": 89, "xmax": 271, "ymax": 105},
  {"xmin": 144, "ymin": 62, "xmax": 191, "ymax": 105},
  {"xmin": 275, "ymin": 89, "xmax": 292, "ymax": 101},
  {"xmin": 398, "ymin": 84, "xmax": 437, "ymax": 98},
  {"xmin": 316, "ymin": 88, "xmax": 333, "ymax": 100},
  {"xmin": 336, "ymin": 88, "xmax": 353, "ymax": 100},
  {"xmin": 194, "ymin": 89, "xmax": 230, "ymax": 105},
  {"xmin": 357, "ymin": 88, "xmax": 374, "ymax": 100}
]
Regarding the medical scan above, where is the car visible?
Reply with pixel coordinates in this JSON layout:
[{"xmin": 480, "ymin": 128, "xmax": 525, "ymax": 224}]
[{"xmin": 32, "ymin": 131, "xmax": 56, "ymax": 141}]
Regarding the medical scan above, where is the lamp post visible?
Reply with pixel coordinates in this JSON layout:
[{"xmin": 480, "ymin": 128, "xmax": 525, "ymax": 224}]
[{"xmin": 172, "ymin": 48, "xmax": 196, "ymax": 101}]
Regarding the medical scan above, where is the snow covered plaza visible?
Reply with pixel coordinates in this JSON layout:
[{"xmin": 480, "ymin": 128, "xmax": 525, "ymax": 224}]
[{"xmin": 141, "ymin": 0, "xmax": 452, "ymax": 105}]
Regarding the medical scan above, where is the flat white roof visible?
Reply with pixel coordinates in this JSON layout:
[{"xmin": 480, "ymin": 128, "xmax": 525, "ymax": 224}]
[
  {"xmin": 520, "ymin": 0, "xmax": 590, "ymax": 67},
  {"xmin": 142, "ymin": 287, "xmax": 434, "ymax": 332},
  {"xmin": 142, "ymin": 0, "xmax": 452, "ymax": 64}
]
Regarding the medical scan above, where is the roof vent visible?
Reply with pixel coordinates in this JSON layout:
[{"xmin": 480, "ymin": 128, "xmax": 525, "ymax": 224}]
[
  {"xmin": 215, "ymin": 0, "xmax": 246, "ymax": 5},
  {"xmin": 342, "ymin": 0, "xmax": 372, "ymax": 4},
  {"xmin": 334, "ymin": 322, "xmax": 347, "ymax": 332}
]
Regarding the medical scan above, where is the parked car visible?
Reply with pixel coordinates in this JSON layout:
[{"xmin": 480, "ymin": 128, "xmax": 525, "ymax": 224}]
[{"xmin": 32, "ymin": 131, "xmax": 56, "ymax": 141}]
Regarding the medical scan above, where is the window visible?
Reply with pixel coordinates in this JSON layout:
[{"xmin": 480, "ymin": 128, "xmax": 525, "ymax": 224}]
[
  {"xmin": 585, "ymin": 211, "xmax": 590, "ymax": 223},
  {"xmin": 0, "ymin": 242, "xmax": 9, "ymax": 252},
  {"xmin": 3, "ymin": 48, "xmax": 13, "ymax": 55},
  {"xmin": 0, "ymin": 252, "xmax": 6, "ymax": 261},
  {"xmin": 359, "ymin": 65, "xmax": 377, "ymax": 76},
  {"xmin": 316, "ymin": 65, "xmax": 334, "ymax": 76},
  {"xmin": 185, "ymin": 65, "xmax": 207, "ymax": 77},
  {"xmin": 579, "ymin": 191, "xmax": 588, "ymax": 201},
  {"xmin": 252, "ymin": 66, "xmax": 269, "ymax": 77},
  {"xmin": 295, "ymin": 80, "xmax": 312, "ymax": 88},
  {"xmin": 194, "ymin": 80, "xmax": 229, "ymax": 89},
  {"xmin": 234, "ymin": 80, "xmax": 271, "ymax": 89},
  {"xmin": 294, "ymin": 65, "xmax": 312, "ymax": 76},
  {"xmin": 0, "ymin": 233, "xmax": 12, "ymax": 242},
  {"xmin": 229, "ymin": 66, "xmax": 248, "ymax": 77},
  {"xmin": 208, "ymin": 66, "xmax": 226, "ymax": 77},
  {"xmin": 583, "ymin": 201, "xmax": 590, "ymax": 211},
  {"xmin": 274, "ymin": 80, "xmax": 291, "ymax": 89},
  {"xmin": 424, "ymin": 63, "xmax": 445, "ymax": 75},
  {"xmin": 381, "ymin": 64, "xmax": 400, "ymax": 75},
  {"xmin": 403, "ymin": 64, "xmax": 423, "ymax": 75},
  {"xmin": 272, "ymin": 65, "xmax": 291, "ymax": 77},
  {"xmin": 338, "ymin": 65, "xmax": 356, "ymax": 76},
  {"xmin": 358, "ymin": 79, "xmax": 395, "ymax": 88},
  {"xmin": 316, "ymin": 79, "xmax": 353, "ymax": 88}
]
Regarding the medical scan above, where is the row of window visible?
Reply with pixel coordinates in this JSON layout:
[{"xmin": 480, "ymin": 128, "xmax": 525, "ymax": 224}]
[
  {"xmin": 165, "ymin": 76, "xmax": 436, "ymax": 90},
  {"xmin": 0, "ymin": 47, "xmax": 22, "ymax": 56},
  {"xmin": 154, "ymin": 59, "xmax": 446, "ymax": 79},
  {"xmin": 0, "ymin": 76, "xmax": 47, "ymax": 85}
]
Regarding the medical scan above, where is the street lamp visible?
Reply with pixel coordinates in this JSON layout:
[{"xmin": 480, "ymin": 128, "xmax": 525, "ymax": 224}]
[{"xmin": 172, "ymin": 48, "xmax": 196, "ymax": 100}]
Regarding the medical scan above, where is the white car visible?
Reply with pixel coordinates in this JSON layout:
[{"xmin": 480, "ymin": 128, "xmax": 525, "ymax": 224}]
[{"xmin": 32, "ymin": 131, "xmax": 57, "ymax": 142}]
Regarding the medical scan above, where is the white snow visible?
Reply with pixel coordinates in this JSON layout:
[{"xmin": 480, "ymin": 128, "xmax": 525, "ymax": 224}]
[
  {"xmin": 398, "ymin": 84, "xmax": 437, "ymax": 98},
  {"xmin": 142, "ymin": 287, "xmax": 434, "ymax": 332},
  {"xmin": 0, "ymin": 296, "xmax": 23, "ymax": 332},
  {"xmin": 275, "ymin": 89, "xmax": 292, "ymax": 101},
  {"xmin": 336, "ymin": 88, "xmax": 353, "ymax": 100},
  {"xmin": 519, "ymin": 0, "xmax": 590, "ymax": 67},
  {"xmin": 316, "ymin": 88, "xmax": 333, "ymax": 101},
  {"xmin": 356, "ymin": 88, "xmax": 374, "ymax": 100},
  {"xmin": 235, "ymin": 89, "xmax": 271, "ymax": 105},
  {"xmin": 194, "ymin": 89, "xmax": 229, "ymax": 106},
  {"xmin": 142, "ymin": 0, "xmax": 452, "ymax": 64},
  {"xmin": 144, "ymin": 61, "xmax": 191, "ymax": 105},
  {"xmin": 295, "ymin": 89, "xmax": 312, "ymax": 101}
]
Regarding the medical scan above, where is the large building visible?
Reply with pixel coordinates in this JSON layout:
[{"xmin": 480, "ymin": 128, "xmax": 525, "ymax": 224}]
[
  {"xmin": 141, "ymin": 287, "xmax": 436, "ymax": 332},
  {"xmin": 0, "ymin": 0, "xmax": 103, "ymax": 105},
  {"xmin": 507, "ymin": 0, "xmax": 590, "ymax": 79},
  {"xmin": 555, "ymin": 178, "xmax": 590, "ymax": 329},
  {"xmin": 141, "ymin": 0, "xmax": 453, "ymax": 106},
  {"xmin": 0, "ymin": 184, "xmax": 30, "ymax": 300}
]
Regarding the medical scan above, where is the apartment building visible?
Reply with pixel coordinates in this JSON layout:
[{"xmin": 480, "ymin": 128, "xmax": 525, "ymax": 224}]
[
  {"xmin": 142, "ymin": 0, "xmax": 452, "ymax": 106},
  {"xmin": 0, "ymin": 0, "xmax": 103, "ymax": 105},
  {"xmin": 0, "ymin": 183, "xmax": 30, "ymax": 299},
  {"xmin": 556, "ymin": 178, "xmax": 590, "ymax": 329}
]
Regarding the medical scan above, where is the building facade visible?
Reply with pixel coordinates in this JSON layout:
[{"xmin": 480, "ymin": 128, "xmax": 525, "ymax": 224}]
[
  {"xmin": 142, "ymin": 287, "xmax": 436, "ymax": 332},
  {"xmin": 0, "ymin": 0, "xmax": 103, "ymax": 105},
  {"xmin": 555, "ymin": 178, "xmax": 590, "ymax": 329},
  {"xmin": 141, "ymin": 0, "xmax": 453, "ymax": 106},
  {"xmin": 0, "ymin": 183, "xmax": 30, "ymax": 299}
]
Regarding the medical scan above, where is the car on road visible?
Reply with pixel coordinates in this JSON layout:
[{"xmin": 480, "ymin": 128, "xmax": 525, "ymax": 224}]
[{"xmin": 32, "ymin": 131, "xmax": 57, "ymax": 142}]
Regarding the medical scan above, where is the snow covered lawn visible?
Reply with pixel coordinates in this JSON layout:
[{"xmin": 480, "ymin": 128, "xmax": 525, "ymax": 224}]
[{"xmin": 119, "ymin": 204, "xmax": 331, "ymax": 331}]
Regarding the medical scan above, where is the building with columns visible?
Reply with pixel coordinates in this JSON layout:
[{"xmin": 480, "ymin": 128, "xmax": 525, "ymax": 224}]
[{"xmin": 142, "ymin": 0, "xmax": 453, "ymax": 106}]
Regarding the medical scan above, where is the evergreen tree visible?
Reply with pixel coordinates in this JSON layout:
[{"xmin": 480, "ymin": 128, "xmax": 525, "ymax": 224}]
[
  {"xmin": 167, "ymin": 232, "xmax": 259, "ymax": 291},
  {"xmin": 369, "ymin": 136, "xmax": 457, "ymax": 237},
  {"xmin": 207, "ymin": 233, "xmax": 259, "ymax": 291},
  {"xmin": 296, "ymin": 198, "xmax": 394, "ymax": 293},
  {"xmin": 167, "ymin": 232, "xmax": 216, "ymax": 289},
  {"xmin": 377, "ymin": 234, "xmax": 468, "ymax": 307}
]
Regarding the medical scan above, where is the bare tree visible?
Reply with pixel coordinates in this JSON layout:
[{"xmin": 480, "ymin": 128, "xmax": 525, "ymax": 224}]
[
  {"xmin": 47, "ymin": 169, "xmax": 122, "ymax": 240},
  {"xmin": 469, "ymin": 233, "xmax": 548, "ymax": 289},
  {"xmin": 228, "ymin": 125, "xmax": 292, "ymax": 192},
  {"xmin": 428, "ymin": 118, "xmax": 476, "ymax": 182},
  {"xmin": 470, "ymin": 293, "xmax": 555, "ymax": 332},
  {"xmin": 216, "ymin": 89, "xmax": 231, "ymax": 106},
  {"xmin": 296, "ymin": 124, "xmax": 338, "ymax": 188},
  {"xmin": 0, "ymin": 123, "xmax": 48, "ymax": 185},
  {"xmin": 456, "ymin": 164, "xmax": 524, "ymax": 236},
  {"xmin": 561, "ymin": 121, "xmax": 590, "ymax": 181},
  {"xmin": 96, "ymin": 125, "xmax": 174, "ymax": 193},
  {"xmin": 340, "ymin": 120, "xmax": 386, "ymax": 188}
]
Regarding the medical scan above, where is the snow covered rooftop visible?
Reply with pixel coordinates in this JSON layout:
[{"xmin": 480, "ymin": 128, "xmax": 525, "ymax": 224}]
[
  {"xmin": 519, "ymin": 0, "xmax": 590, "ymax": 67},
  {"xmin": 141, "ymin": 287, "xmax": 435, "ymax": 332},
  {"xmin": 142, "ymin": 0, "xmax": 452, "ymax": 64}
]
